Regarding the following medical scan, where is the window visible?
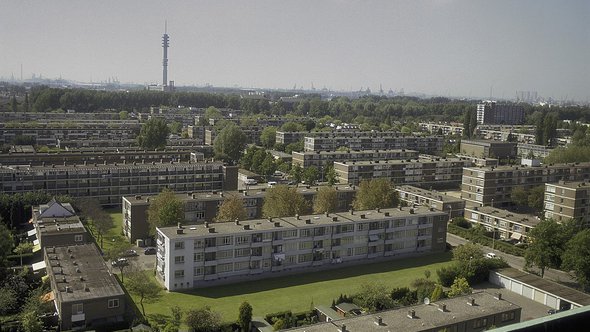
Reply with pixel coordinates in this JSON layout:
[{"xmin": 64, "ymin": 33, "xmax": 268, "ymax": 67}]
[
  {"xmin": 299, "ymin": 229, "xmax": 311, "ymax": 237},
  {"xmin": 174, "ymin": 270, "xmax": 184, "ymax": 279},
  {"xmin": 174, "ymin": 242, "xmax": 185, "ymax": 250},
  {"xmin": 175, "ymin": 256, "xmax": 185, "ymax": 264},
  {"xmin": 194, "ymin": 267, "xmax": 203, "ymax": 276},
  {"xmin": 74, "ymin": 234, "xmax": 83, "ymax": 242},
  {"xmin": 501, "ymin": 311, "xmax": 515, "ymax": 322},
  {"xmin": 217, "ymin": 263, "xmax": 233, "ymax": 273},
  {"xmin": 235, "ymin": 248, "xmax": 251, "ymax": 258},
  {"xmin": 298, "ymin": 241, "xmax": 313, "ymax": 250},
  {"xmin": 194, "ymin": 240, "xmax": 204, "ymax": 249},
  {"xmin": 72, "ymin": 303, "xmax": 83, "ymax": 314},
  {"xmin": 217, "ymin": 249, "xmax": 233, "ymax": 260},
  {"xmin": 219, "ymin": 236, "xmax": 233, "ymax": 246},
  {"xmin": 235, "ymin": 235, "xmax": 250, "ymax": 245},
  {"xmin": 473, "ymin": 318, "xmax": 488, "ymax": 328},
  {"xmin": 108, "ymin": 299, "xmax": 119, "ymax": 308}
]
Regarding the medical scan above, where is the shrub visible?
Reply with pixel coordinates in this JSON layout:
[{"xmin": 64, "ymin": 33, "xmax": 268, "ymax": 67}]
[{"xmin": 437, "ymin": 265, "xmax": 460, "ymax": 287}]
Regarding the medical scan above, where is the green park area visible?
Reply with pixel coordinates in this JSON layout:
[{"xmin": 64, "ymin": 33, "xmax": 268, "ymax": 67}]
[{"xmin": 133, "ymin": 251, "xmax": 453, "ymax": 322}]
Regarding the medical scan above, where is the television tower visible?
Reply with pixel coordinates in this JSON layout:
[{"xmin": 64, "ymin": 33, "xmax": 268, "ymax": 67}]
[{"xmin": 162, "ymin": 21, "xmax": 170, "ymax": 89}]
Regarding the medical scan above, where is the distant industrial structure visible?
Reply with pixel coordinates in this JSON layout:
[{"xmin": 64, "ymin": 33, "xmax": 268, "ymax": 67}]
[{"xmin": 161, "ymin": 22, "xmax": 173, "ymax": 91}]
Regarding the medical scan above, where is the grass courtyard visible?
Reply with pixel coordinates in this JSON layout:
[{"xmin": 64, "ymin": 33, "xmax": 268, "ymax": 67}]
[
  {"xmin": 134, "ymin": 251, "xmax": 453, "ymax": 322},
  {"xmin": 85, "ymin": 208, "xmax": 126, "ymax": 253}
]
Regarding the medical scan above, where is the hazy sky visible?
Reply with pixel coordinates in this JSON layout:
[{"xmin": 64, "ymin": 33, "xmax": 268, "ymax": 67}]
[{"xmin": 1, "ymin": 0, "xmax": 589, "ymax": 100}]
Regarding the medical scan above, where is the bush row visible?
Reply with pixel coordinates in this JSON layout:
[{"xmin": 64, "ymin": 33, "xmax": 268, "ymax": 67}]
[{"xmin": 448, "ymin": 224, "xmax": 525, "ymax": 257}]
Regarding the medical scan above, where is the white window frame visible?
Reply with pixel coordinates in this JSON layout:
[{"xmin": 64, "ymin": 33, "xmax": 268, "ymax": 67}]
[{"xmin": 108, "ymin": 298, "xmax": 119, "ymax": 309}]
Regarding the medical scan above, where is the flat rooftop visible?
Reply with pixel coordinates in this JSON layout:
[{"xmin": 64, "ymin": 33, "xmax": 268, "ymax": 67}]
[
  {"xmin": 293, "ymin": 149, "xmax": 419, "ymax": 156},
  {"xmin": 465, "ymin": 206, "xmax": 541, "ymax": 228},
  {"xmin": 464, "ymin": 162, "xmax": 590, "ymax": 173},
  {"xmin": 158, "ymin": 206, "xmax": 445, "ymax": 239},
  {"xmin": 397, "ymin": 185, "xmax": 465, "ymax": 203},
  {"xmin": 496, "ymin": 268, "xmax": 590, "ymax": 307},
  {"xmin": 37, "ymin": 216, "xmax": 85, "ymax": 235},
  {"xmin": 335, "ymin": 157, "xmax": 468, "ymax": 166},
  {"xmin": 46, "ymin": 243, "xmax": 124, "ymax": 302},
  {"xmin": 289, "ymin": 291, "xmax": 520, "ymax": 332},
  {"xmin": 0, "ymin": 160, "xmax": 224, "ymax": 172},
  {"xmin": 547, "ymin": 180, "xmax": 590, "ymax": 190}
]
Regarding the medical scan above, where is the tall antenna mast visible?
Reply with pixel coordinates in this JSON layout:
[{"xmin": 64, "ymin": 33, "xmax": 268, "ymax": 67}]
[{"xmin": 162, "ymin": 20, "xmax": 170, "ymax": 89}]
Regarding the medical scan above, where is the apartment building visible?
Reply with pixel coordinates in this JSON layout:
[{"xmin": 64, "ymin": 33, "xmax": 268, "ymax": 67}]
[
  {"xmin": 454, "ymin": 154, "xmax": 499, "ymax": 167},
  {"xmin": 461, "ymin": 162, "xmax": 590, "ymax": 207},
  {"xmin": 304, "ymin": 132, "xmax": 443, "ymax": 154},
  {"xmin": 419, "ymin": 122, "xmax": 464, "ymax": 136},
  {"xmin": 465, "ymin": 206, "xmax": 539, "ymax": 242},
  {"xmin": 476, "ymin": 101, "xmax": 525, "ymax": 125},
  {"xmin": 30, "ymin": 200, "xmax": 90, "ymax": 249},
  {"xmin": 517, "ymin": 143, "xmax": 554, "ymax": 159},
  {"xmin": 155, "ymin": 206, "xmax": 448, "ymax": 290},
  {"xmin": 460, "ymin": 140, "xmax": 517, "ymax": 159},
  {"xmin": 334, "ymin": 156, "xmax": 472, "ymax": 188},
  {"xmin": 276, "ymin": 131, "xmax": 306, "ymax": 145},
  {"xmin": 45, "ymin": 244, "xmax": 126, "ymax": 330},
  {"xmin": 0, "ymin": 148, "xmax": 193, "ymax": 166},
  {"xmin": 56, "ymin": 137, "xmax": 206, "ymax": 149},
  {"xmin": 396, "ymin": 185, "xmax": 465, "ymax": 219},
  {"xmin": 0, "ymin": 123, "xmax": 140, "ymax": 147},
  {"xmin": 544, "ymin": 181, "xmax": 590, "ymax": 223},
  {"xmin": 122, "ymin": 186, "xmax": 357, "ymax": 242},
  {"xmin": 292, "ymin": 149, "xmax": 419, "ymax": 168},
  {"xmin": 0, "ymin": 161, "xmax": 237, "ymax": 205}
]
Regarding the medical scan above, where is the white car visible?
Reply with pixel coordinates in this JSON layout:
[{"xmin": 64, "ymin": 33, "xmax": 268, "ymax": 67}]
[{"xmin": 485, "ymin": 252, "xmax": 497, "ymax": 259}]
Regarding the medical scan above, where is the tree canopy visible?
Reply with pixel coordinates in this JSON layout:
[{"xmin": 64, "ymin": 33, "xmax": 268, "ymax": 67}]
[
  {"xmin": 238, "ymin": 301, "xmax": 253, "ymax": 332},
  {"xmin": 562, "ymin": 229, "xmax": 590, "ymax": 291},
  {"xmin": 185, "ymin": 306, "xmax": 222, "ymax": 332},
  {"xmin": 137, "ymin": 118, "xmax": 170, "ymax": 150},
  {"xmin": 353, "ymin": 178, "xmax": 399, "ymax": 210},
  {"xmin": 147, "ymin": 189, "xmax": 185, "ymax": 236},
  {"xmin": 524, "ymin": 219, "xmax": 566, "ymax": 278},
  {"xmin": 126, "ymin": 269, "xmax": 163, "ymax": 316},
  {"xmin": 215, "ymin": 194, "xmax": 247, "ymax": 222},
  {"xmin": 260, "ymin": 126, "xmax": 277, "ymax": 149},
  {"xmin": 213, "ymin": 123, "xmax": 247, "ymax": 164},
  {"xmin": 262, "ymin": 185, "xmax": 309, "ymax": 218},
  {"xmin": 313, "ymin": 187, "xmax": 339, "ymax": 214}
]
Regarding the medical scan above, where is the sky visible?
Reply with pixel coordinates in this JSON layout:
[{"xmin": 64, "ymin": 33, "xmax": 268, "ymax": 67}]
[{"xmin": 1, "ymin": 0, "xmax": 589, "ymax": 101}]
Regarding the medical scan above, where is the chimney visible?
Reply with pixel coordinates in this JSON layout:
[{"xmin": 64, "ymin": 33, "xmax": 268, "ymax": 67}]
[
  {"xmin": 409, "ymin": 208, "xmax": 415, "ymax": 214},
  {"xmin": 243, "ymin": 225, "xmax": 250, "ymax": 230},
  {"xmin": 438, "ymin": 303, "xmax": 447, "ymax": 312},
  {"xmin": 243, "ymin": 191, "xmax": 248, "ymax": 196},
  {"xmin": 274, "ymin": 222, "xmax": 281, "ymax": 227},
  {"xmin": 208, "ymin": 227, "xmax": 216, "ymax": 233},
  {"xmin": 204, "ymin": 222, "xmax": 209, "ymax": 228},
  {"xmin": 268, "ymin": 217, "xmax": 273, "ymax": 223},
  {"xmin": 495, "ymin": 292, "xmax": 502, "ymax": 300},
  {"xmin": 340, "ymin": 324, "xmax": 347, "ymax": 332},
  {"xmin": 467, "ymin": 297, "xmax": 476, "ymax": 306},
  {"xmin": 374, "ymin": 316, "xmax": 383, "ymax": 326},
  {"xmin": 295, "ymin": 214, "xmax": 300, "ymax": 220},
  {"xmin": 407, "ymin": 309, "xmax": 416, "ymax": 319},
  {"xmin": 377, "ymin": 208, "xmax": 381, "ymax": 213},
  {"xmin": 235, "ymin": 219, "xmax": 240, "ymax": 225},
  {"xmin": 384, "ymin": 212, "xmax": 390, "ymax": 217},
  {"xmin": 84, "ymin": 283, "xmax": 90, "ymax": 292},
  {"xmin": 305, "ymin": 219, "xmax": 312, "ymax": 224},
  {"xmin": 350, "ymin": 208, "xmax": 354, "ymax": 215},
  {"xmin": 332, "ymin": 216, "xmax": 338, "ymax": 222},
  {"xmin": 360, "ymin": 214, "xmax": 366, "ymax": 219}
]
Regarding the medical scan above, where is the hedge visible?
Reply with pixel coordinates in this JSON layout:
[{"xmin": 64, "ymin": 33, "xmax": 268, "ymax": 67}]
[{"xmin": 448, "ymin": 224, "xmax": 526, "ymax": 257}]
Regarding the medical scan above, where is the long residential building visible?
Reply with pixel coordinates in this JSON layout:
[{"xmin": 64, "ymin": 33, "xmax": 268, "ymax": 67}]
[
  {"xmin": 0, "ymin": 161, "xmax": 237, "ymax": 205},
  {"xmin": 292, "ymin": 149, "xmax": 419, "ymax": 168},
  {"xmin": 465, "ymin": 206, "xmax": 540, "ymax": 242},
  {"xmin": 419, "ymin": 122, "xmax": 464, "ymax": 136},
  {"xmin": 460, "ymin": 140, "xmax": 517, "ymax": 159},
  {"xmin": 123, "ymin": 185, "xmax": 357, "ymax": 242},
  {"xmin": 334, "ymin": 156, "xmax": 472, "ymax": 188},
  {"xmin": 396, "ymin": 185, "xmax": 465, "ymax": 219},
  {"xmin": 155, "ymin": 206, "xmax": 448, "ymax": 290},
  {"xmin": 461, "ymin": 163, "xmax": 590, "ymax": 207},
  {"xmin": 303, "ymin": 132, "xmax": 444, "ymax": 154},
  {"xmin": 45, "ymin": 244, "xmax": 126, "ymax": 331},
  {"xmin": 544, "ymin": 181, "xmax": 590, "ymax": 224}
]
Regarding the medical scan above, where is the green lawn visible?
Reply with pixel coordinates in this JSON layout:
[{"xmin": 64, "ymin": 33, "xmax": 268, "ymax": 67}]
[
  {"xmin": 136, "ymin": 251, "xmax": 453, "ymax": 322},
  {"xmin": 86, "ymin": 208, "xmax": 127, "ymax": 252}
]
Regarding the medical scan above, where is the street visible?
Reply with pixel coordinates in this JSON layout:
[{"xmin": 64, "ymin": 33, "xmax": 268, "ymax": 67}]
[{"xmin": 446, "ymin": 232, "xmax": 576, "ymax": 285}]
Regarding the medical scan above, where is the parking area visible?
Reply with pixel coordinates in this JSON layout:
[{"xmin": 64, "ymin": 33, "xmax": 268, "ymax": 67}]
[{"xmin": 474, "ymin": 282, "xmax": 553, "ymax": 322}]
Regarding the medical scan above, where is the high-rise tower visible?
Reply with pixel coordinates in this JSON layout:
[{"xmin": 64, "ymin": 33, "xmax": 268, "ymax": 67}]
[{"xmin": 162, "ymin": 22, "xmax": 169, "ymax": 89}]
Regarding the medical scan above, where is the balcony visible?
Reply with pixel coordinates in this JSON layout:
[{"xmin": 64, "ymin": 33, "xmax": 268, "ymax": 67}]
[{"xmin": 71, "ymin": 313, "xmax": 85, "ymax": 322}]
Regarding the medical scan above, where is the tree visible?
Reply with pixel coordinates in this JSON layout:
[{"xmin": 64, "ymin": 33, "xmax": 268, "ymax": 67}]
[
  {"xmin": 24, "ymin": 93, "xmax": 29, "ymax": 112},
  {"xmin": 354, "ymin": 283, "xmax": 395, "ymax": 312},
  {"xmin": 325, "ymin": 164, "xmax": 338, "ymax": 185},
  {"xmin": 280, "ymin": 122, "xmax": 304, "ymax": 132},
  {"xmin": 213, "ymin": 123, "xmax": 247, "ymax": 164},
  {"xmin": 289, "ymin": 164, "xmax": 303, "ymax": 183},
  {"xmin": 0, "ymin": 286, "xmax": 18, "ymax": 315},
  {"xmin": 263, "ymin": 185, "xmax": 309, "ymax": 218},
  {"xmin": 169, "ymin": 121, "xmax": 183, "ymax": 134},
  {"xmin": 463, "ymin": 109, "xmax": 472, "ymax": 138},
  {"xmin": 119, "ymin": 111, "xmax": 129, "ymax": 120},
  {"xmin": 510, "ymin": 186, "xmax": 528, "ymax": 207},
  {"xmin": 411, "ymin": 278, "xmax": 436, "ymax": 303},
  {"xmin": 185, "ymin": 306, "xmax": 222, "ymax": 332},
  {"xmin": 204, "ymin": 106, "xmax": 222, "ymax": 120},
  {"xmin": 313, "ymin": 187, "xmax": 339, "ymax": 214},
  {"xmin": 21, "ymin": 310, "xmax": 43, "ymax": 332},
  {"xmin": 452, "ymin": 243, "xmax": 483, "ymax": 263},
  {"xmin": 0, "ymin": 223, "xmax": 14, "ymax": 266},
  {"xmin": 147, "ymin": 188, "xmax": 184, "ymax": 236},
  {"xmin": 430, "ymin": 284, "xmax": 444, "ymax": 302},
  {"xmin": 137, "ymin": 118, "xmax": 169, "ymax": 149},
  {"xmin": 13, "ymin": 242, "xmax": 34, "ymax": 266},
  {"xmin": 448, "ymin": 277, "xmax": 472, "ymax": 297},
  {"xmin": 525, "ymin": 219, "xmax": 566, "ymax": 278},
  {"xmin": 259, "ymin": 154, "xmax": 277, "ymax": 178},
  {"xmin": 11, "ymin": 96, "xmax": 17, "ymax": 113},
  {"xmin": 353, "ymin": 178, "xmax": 399, "ymax": 210},
  {"xmin": 104, "ymin": 241, "xmax": 133, "ymax": 281},
  {"xmin": 126, "ymin": 270, "xmax": 163, "ymax": 316},
  {"xmin": 527, "ymin": 185, "xmax": 545, "ymax": 212},
  {"xmin": 238, "ymin": 301, "xmax": 253, "ymax": 332},
  {"xmin": 77, "ymin": 198, "xmax": 113, "ymax": 248},
  {"xmin": 562, "ymin": 229, "xmax": 590, "ymax": 291},
  {"xmin": 260, "ymin": 126, "xmax": 277, "ymax": 149},
  {"xmin": 302, "ymin": 166, "xmax": 319, "ymax": 185},
  {"xmin": 216, "ymin": 194, "xmax": 247, "ymax": 222}
]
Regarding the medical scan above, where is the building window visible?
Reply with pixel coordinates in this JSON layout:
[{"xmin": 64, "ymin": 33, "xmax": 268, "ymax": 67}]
[
  {"xmin": 193, "ymin": 252, "xmax": 203, "ymax": 262},
  {"xmin": 472, "ymin": 318, "xmax": 487, "ymax": 329},
  {"xmin": 108, "ymin": 299, "xmax": 119, "ymax": 309},
  {"xmin": 174, "ymin": 256, "xmax": 185, "ymax": 264},
  {"xmin": 174, "ymin": 270, "xmax": 184, "ymax": 279},
  {"xmin": 74, "ymin": 234, "xmax": 83, "ymax": 242},
  {"xmin": 174, "ymin": 242, "xmax": 185, "ymax": 250},
  {"xmin": 501, "ymin": 311, "xmax": 515, "ymax": 322},
  {"xmin": 72, "ymin": 303, "xmax": 83, "ymax": 314}
]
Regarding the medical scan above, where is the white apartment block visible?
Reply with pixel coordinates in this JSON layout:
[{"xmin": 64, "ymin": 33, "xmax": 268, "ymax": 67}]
[{"xmin": 155, "ymin": 207, "xmax": 448, "ymax": 290}]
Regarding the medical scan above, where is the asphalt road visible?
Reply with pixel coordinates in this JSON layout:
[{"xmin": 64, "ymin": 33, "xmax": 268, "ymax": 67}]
[{"xmin": 446, "ymin": 232, "xmax": 577, "ymax": 285}]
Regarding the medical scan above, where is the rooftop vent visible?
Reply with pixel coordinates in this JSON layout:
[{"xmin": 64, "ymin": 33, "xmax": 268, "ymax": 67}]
[
  {"xmin": 374, "ymin": 316, "xmax": 383, "ymax": 326},
  {"xmin": 339, "ymin": 324, "xmax": 347, "ymax": 332},
  {"xmin": 407, "ymin": 309, "xmax": 416, "ymax": 319},
  {"xmin": 332, "ymin": 216, "xmax": 338, "ymax": 222},
  {"xmin": 208, "ymin": 227, "xmax": 216, "ymax": 233},
  {"xmin": 409, "ymin": 208, "xmax": 415, "ymax": 214},
  {"xmin": 235, "ymin": 219, "xmax": 240, "ymax": 225},
  {"xmin": 384, "ymin": 212, "xmax": 390, "ymax": 217},
  {"xmin": 495, "ymin": 292, "xmax": 502, "ymax": 300},
  {"xmin": 65, "ymin": 286, "xmax": 71, "ymax": 293},
  {"xmin": 305, "ymin": 219, "xmax": 312, "ymax": 225},
  {"xmin": 274, "ymin": 222, "xmax": 281, "ymax": 228},
  {"xmin": 438, "ymin": 303, "xmax": 447, "ymax": 312},
  {"xmin": 243, "ymin": 225, "xmax": 250, "ymax": 230},
  {"xmin": 204, "ymin": 222, "xmax": 209, "ymax": 228},
  {"xmin": 467, "ymin": 297, "xmax": 476, "ymax": 306},
  {"xmin": 350, "ymin": 209, "xmax": 354, "ymax": 215},
  {"xmin": 360, "ymin": 214, "xmax": 366, "ymax": 219}
]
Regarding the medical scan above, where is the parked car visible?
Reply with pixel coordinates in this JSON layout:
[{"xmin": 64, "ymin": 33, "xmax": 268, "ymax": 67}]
[
  {"xmin": 144, "ymin": 247, "xmax": 157, "ymax": 255},
  {"xmin": 122, "ymin": 249, "xmax": 138, "ymax": 257},
  {"xmin": 111, "ymin": 258, "xmax": 129, "ymax": 267},
  {"xmin": 244, "ymin": 179, "xmax": 257, "ymax": 185},
  {"xmin": 485, "ymin": 252, "xmax": 497, "ymax": 259}
]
